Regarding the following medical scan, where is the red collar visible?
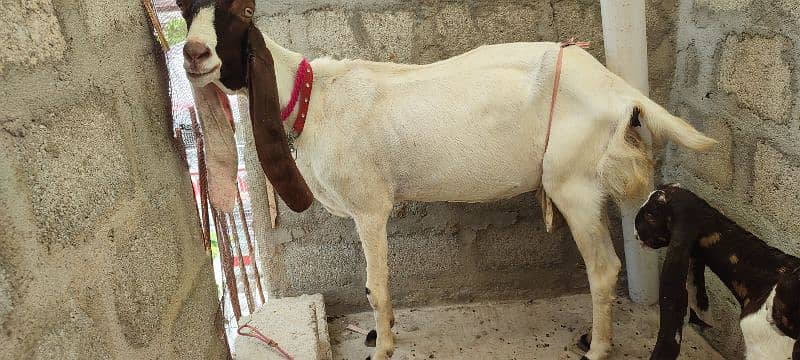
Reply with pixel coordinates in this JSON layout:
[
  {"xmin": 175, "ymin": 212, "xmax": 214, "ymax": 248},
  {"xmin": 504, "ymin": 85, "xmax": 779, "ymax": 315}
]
[{"xmin": 280, "ymin": 59, "xmax": 313, "ymax": 137}]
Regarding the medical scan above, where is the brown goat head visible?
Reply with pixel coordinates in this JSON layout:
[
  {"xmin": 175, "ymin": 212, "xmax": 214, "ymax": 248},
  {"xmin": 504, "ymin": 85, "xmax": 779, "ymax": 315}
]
[{"xmin": 177, "ymin": 0, "xmax": 314, "ymax": 213}]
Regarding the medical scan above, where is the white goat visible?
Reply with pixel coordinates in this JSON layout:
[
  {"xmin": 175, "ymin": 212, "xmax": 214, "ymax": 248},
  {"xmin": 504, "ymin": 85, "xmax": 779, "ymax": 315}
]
[{"xmin": 176, "ymin": 1, "xmax": 716, "ymax": 359}]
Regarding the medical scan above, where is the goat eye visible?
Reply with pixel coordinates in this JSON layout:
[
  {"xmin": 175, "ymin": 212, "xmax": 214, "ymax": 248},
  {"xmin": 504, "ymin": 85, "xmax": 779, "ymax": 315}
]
[{"xmin": 243, "ymin": 7, "xmax": 253, "ymax": 18}]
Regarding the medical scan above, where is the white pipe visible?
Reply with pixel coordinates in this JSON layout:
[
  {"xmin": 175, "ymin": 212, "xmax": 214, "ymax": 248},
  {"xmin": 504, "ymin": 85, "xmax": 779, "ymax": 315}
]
[{"xmin": 600, "ymin": 0, "xmax": 659, "ymax": 305}]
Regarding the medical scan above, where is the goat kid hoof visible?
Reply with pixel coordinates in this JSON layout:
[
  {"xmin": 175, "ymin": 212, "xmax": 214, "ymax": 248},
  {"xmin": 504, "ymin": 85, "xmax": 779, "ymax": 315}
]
[
  {"xmin": 365, "ymin": 329, "xmax": 377, "ymax": 347},
  {"xmin": 577, "ymin": 333, "xmax": 591, "ymax": 352}
]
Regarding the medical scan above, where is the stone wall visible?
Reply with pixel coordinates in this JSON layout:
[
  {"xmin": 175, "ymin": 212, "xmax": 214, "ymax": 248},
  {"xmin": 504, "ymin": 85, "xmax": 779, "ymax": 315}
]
[
  {"xmin": 251, "ymin": 0, "xmax": 679, "ymax": 313},
  {"xmin": 0, "ymin": 1, "xmax": 225, "ymax": 359},
  {"xmin": 663, "ymin": 0, "xmax": 800, "ymax": 358}
]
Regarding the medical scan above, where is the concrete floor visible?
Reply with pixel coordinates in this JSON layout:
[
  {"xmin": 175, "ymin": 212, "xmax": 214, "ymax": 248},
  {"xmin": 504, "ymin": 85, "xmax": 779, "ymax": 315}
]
[{"xmin": 328, "ymin": 294, "xmax": 724, "ymax": 359}]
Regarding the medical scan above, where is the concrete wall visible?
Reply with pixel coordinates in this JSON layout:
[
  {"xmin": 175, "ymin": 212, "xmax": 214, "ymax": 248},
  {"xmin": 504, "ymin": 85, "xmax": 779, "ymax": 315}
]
[
  {"xmin": 0, "ymin": 1, "xmax": 225, "ymax": 359},
  {"xmin": 663, "ymin": 0, "xmax": 800, "ymax": 358},
  {"xmin": 251, "ymin": 0, "xmax": 679, "ymax": 314}
]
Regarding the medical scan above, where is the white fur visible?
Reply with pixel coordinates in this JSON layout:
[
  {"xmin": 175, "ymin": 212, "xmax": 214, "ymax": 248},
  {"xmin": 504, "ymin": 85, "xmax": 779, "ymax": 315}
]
[
  {"xmin": 184, "ymin": 7, "xmax": 222, "ymax": 85},
  {"xmin": 185, "ymin": 17, "xmax": 716, "ymax": 360},
  {"xmin": 740, "ymin": 288, "xmax": 794, "ymax": 359}
]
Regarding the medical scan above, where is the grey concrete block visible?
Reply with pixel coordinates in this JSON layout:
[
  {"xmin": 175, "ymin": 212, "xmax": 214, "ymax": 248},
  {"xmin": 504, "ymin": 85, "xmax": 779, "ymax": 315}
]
[
  {"xmin": 0, "ymin": 266, "xmax": 11, "ymax": 328},
  {"xmin": 388, "ymin": 233, "xmax": 465, "ymax": 281},
  {"xmin": 32, "ymin": 307, "xmax": 111, "ymax": 360},
  {"xmin": 305, "ymin": 10, "xmax": 367, "ymax": 60},
  {"xmin": 0, "ymin": 0, "xmax": 66, "ymax": 71},
  {"xmin": 753, "ymin": 143, "xmax": 800, "ymax": 243},
  {"xmin": 434, "ymin": 3, "xmax": 479, "ymax": 57},
  {"xmin": 718, "ymin": 34, "xmax": 793, "ymax": 124},
  {"xmin": 80, "ymin": 0, "xmax": 141, "ymax": 40},
  {"xmin": 362, "ymin": 11, "xmax": 415, "ymax": 62},
  {"xmin": 696, "ymin": 0, "xmax": 754, "ymax": 11},
  {"xmin": 16, "ymin": 99, "xmax": 134, "ymax": 249},
  {"xmin": 170, "ymin": 264, "xmax": 228, "ymax": 359},
  {"xmin": 236, "ymin": 294, "xmax": 332, "ymax": 360},
  {"xmin": 474, "ymin": 3, "xmax": 554, "ymax": 46},
  {"xmin": 112, "ymin": 206, "xmax": 181, "ymax": 347},
  {"xmin": 283, "ymin": 238, "xmax": 365, "ymax": 292},
  {"xmin": 675, "ymin": 109, "xmax": 734, "ymax": 189},
  {"xmin": 475, "ymin": 221, "xmax": 571, "ymax": 272}
]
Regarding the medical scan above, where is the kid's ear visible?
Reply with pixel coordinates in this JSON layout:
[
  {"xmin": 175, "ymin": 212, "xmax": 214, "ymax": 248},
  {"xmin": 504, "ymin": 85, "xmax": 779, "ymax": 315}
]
[{"xmin": 655, "ymin": 189, "xmax": 667, "ymax": 204}]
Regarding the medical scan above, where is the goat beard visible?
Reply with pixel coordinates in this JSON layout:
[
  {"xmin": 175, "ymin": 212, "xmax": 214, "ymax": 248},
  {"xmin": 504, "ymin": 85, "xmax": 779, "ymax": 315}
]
[{"xmin": 192, "ymin": 83, "xmax": 238, "ymax": 212}]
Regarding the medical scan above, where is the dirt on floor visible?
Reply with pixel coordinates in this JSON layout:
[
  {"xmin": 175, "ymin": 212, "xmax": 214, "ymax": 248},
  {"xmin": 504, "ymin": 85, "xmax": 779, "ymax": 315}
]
[{"xmin": 328, "ymin": 294, "xmax": 724, "ymax": 360}]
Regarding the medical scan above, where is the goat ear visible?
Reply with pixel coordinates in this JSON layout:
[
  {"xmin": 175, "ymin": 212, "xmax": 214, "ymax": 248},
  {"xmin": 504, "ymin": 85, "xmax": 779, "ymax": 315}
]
[
  {"xmin": 192, "ymin": 83, "xmax": 238, "ymax": 212},
  {"xmin": 655, "ymin": 190, "xmax": 667, "ymax": 204},
  {"xmin": 246, "ymin": 26, "xmax": 314, "ymax": 212}
]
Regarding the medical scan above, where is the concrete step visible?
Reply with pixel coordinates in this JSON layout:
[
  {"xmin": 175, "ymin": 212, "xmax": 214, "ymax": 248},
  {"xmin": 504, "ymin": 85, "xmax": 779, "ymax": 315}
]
[{"xmin": 235, "ymin": 294, "xmax": 332, "ymax": 360}]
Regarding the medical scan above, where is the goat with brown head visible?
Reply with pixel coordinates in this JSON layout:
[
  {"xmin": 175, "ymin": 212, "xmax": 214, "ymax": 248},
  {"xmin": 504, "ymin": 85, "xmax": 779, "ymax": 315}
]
[{"xmin": 177, "ymin": 0, "xmax": 314, "ymax": 212}]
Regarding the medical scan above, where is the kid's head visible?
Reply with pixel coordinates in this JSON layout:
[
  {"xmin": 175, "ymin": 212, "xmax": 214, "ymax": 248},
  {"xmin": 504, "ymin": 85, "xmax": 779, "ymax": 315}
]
[{"xmin": 634, "ymin": 185, "xmax": 677, "ymax": 249}]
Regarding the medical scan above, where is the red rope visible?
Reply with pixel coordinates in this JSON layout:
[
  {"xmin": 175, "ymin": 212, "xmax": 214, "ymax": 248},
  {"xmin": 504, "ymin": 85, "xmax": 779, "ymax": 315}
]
[
  {"xmin": 543, "ymin": 38, "xmax": 590, "ymax": 153},
  {"xmin": 237, "ymin": 324, "xmax": 294, "ymax": 360}
]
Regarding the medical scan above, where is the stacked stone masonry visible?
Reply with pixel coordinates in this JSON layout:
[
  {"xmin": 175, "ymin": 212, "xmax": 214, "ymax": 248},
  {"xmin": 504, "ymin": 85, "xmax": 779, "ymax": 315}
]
[
  {"xmin": 664, "ymin": 0, "xmax": 800, "ymax": 358},
  {"xmin": 0, "ymin": 1, "xmax": 224, "ymax": 359}
]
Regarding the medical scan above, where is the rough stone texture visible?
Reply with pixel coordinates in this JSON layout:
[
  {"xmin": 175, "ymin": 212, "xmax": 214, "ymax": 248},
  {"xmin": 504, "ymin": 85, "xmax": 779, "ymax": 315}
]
[
  {"xmin": 753, "ymin": 143, "xmax": 800, "ymax": 251},
  {"xmin": 718, "ymin": 34, "xmax": 792, "ymax": 124},
  {"xmin": 252, "ymin": 0, "xmax": 676, "ymax": 315},
  {"xmin": 664, "ymin": 0, "xmax": 800, "ymax": 358},
  {"xmin": 236, "ymin": 294, "xmax": 331, "ymax": 360},
  {"xmin": 330, "ymin": 294, "xmax": 723, "ymax": 359},
  {"xmin": 0, "ymin": 1, "xmax": 224, "ymax": 359},
  {"xmin": 0, "ymin": 0, "xmax": 66, "ymax": 71}
]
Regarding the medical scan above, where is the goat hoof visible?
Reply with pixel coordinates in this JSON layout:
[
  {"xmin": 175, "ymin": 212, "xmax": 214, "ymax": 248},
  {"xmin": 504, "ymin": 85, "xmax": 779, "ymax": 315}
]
[
  {"xmin": 577, "ymin": 333, "xmax": 591, "ymax": 352},
  {"xmin": 365, "ymin": 329, "xmax": 377, "ymax": 347},
  {"xmin": 579, "ymin": 357, "xmax": 589, "ymax": 360}
]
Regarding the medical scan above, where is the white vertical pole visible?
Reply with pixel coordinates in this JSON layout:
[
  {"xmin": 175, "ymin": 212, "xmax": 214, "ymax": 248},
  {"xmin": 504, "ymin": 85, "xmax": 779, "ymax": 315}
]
[{"xmin": 600, "ymin": 0, "xmax": 659, "ymax": 305}]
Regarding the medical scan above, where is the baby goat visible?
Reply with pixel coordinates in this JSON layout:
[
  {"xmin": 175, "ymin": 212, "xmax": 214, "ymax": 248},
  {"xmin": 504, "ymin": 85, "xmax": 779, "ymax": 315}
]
[
  {"xmin": 636, "ymin": 185, "xmax": 800, "ymax": 360},
  {"xmin": 177, "ymin": 1, "xmax": 717, "ymax": 359}
]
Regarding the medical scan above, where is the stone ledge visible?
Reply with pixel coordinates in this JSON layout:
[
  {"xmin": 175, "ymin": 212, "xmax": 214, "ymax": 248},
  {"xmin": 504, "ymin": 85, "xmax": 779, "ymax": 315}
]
[{"xmin": 236, "ymin": 294, "xmax": 332, "ymax": 360}]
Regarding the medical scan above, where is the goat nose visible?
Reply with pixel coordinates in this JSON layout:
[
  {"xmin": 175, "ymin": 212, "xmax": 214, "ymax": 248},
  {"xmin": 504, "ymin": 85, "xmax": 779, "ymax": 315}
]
[{"xmin": 184, "ymin": 40, "xmax": 211, "ymax": 61}]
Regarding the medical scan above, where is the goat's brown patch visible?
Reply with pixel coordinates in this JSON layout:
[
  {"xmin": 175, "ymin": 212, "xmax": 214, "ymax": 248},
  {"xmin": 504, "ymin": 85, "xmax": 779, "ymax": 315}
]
[
  {"xmin": 699, "ymin": 233, "xmax": 721, "ymax": 248},
  {"xmin": 729, "ymin": 254, "xmax": 739, "ymax": 264},
  {"xmin": 733, "ymin": 281, "xmax": 748, "ymax": 299}
]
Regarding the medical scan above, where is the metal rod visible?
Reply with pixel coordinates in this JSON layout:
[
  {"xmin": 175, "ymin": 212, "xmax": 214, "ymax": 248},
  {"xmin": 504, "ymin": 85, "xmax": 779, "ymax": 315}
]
[
  {"xmin": 214, "ymin": 209, "xmax": 242, "ymax": 320},
  {"xmin": 236, "ymin": 184, "xmax": 267, "ymax": 304},
  {"xmin": 228, "ymin": 212, "xmax": 256, "ymax": 312}
]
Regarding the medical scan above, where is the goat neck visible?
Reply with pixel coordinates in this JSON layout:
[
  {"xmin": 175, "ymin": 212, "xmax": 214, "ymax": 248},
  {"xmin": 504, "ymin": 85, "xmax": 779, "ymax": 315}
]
[{"xmin": 260, "ymin": 34, "xmax": 306, "ymax": 131}]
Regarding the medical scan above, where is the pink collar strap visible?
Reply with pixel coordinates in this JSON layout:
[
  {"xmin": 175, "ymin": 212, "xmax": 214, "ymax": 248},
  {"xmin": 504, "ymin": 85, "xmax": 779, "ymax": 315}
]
[{"xmin": 280, "ymin": 59, "xmax": 313, "ymax": 136}]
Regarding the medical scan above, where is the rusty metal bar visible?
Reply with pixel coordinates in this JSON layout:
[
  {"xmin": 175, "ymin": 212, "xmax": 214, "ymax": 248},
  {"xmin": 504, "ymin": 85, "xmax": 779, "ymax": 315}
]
[
  {"xmin": 228, "ymin": 213, "xmax": 255, "ymax": 312},
  {"xmin": 192, "ymin": 108, "xmax": 212, "ymax": 254},
  {"xmin": 236, "ymin": 185, "xmax": 267, "ymax": 304},
  {"xmin": 175, "ymin": 127, "xmax": 208, "ymax": 254},
  {"xmin": 214, "ymin": 209, "xmax": 242, "ymax": 320}
]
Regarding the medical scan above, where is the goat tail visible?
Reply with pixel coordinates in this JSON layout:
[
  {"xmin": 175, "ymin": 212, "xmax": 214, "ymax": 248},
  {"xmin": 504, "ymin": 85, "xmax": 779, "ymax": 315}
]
[
  {"xmin": 636, "ymin": 97, "xmax": 718, "ymax": 152},
  {"xmin": 598, "ymin": 105, "xmax": 654, "ymax": 201},
  {"xmin": 598, "ymin": 98, "xmax": 716, "ymax": 201}
]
